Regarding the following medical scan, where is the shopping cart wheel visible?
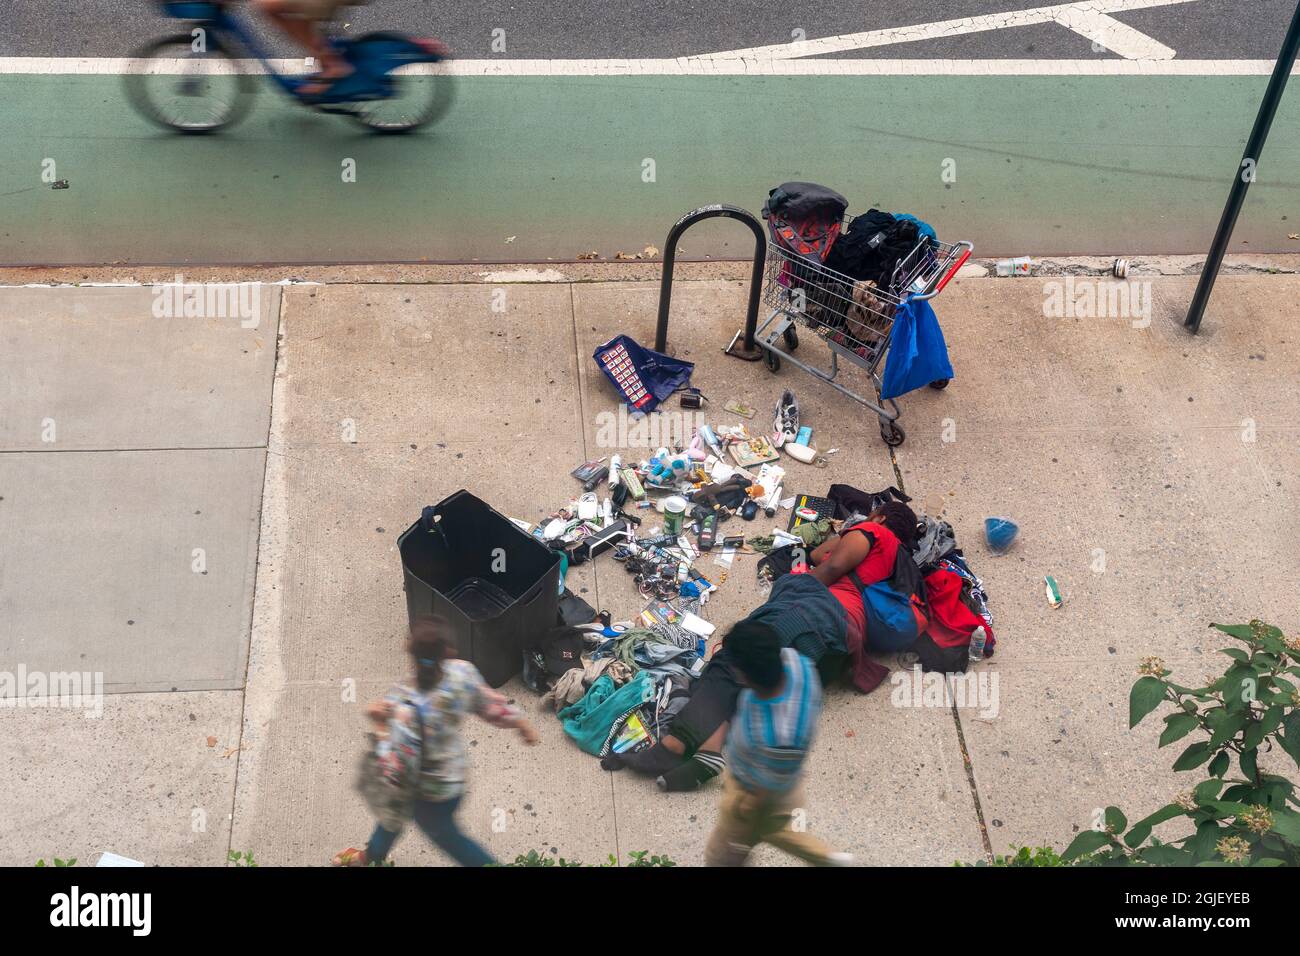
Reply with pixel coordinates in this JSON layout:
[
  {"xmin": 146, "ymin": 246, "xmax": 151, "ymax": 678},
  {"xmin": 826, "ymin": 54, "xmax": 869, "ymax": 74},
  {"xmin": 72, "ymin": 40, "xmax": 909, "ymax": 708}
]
[
  {"xmin": 764, "ymin": 350, "xmax": 781, "ymax": 373},
  {"xmin": 783, "ymin": 326, "xmax": 799, "ymax": 351},
  {"xmin": 928, "ymin": 378, "xmax": 950, "ymax": 390},
  {"xmin": 880, "ymin": 421, "xmax": 905, "ymax": 447}
]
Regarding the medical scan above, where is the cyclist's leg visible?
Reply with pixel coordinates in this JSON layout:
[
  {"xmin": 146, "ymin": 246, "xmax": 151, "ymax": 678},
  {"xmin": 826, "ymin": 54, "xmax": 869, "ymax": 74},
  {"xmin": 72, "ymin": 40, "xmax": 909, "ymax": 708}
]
[{"xmin": 255, "ymin": 0, "xmax": 350, "ymax": 87}]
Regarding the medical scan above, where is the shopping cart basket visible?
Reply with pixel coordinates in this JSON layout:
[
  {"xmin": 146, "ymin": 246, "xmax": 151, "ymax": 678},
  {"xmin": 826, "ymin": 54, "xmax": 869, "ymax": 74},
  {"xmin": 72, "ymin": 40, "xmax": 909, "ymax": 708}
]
[{"xmin": 749, "ymin": 224, "xmax": 971, "ymax": 447}]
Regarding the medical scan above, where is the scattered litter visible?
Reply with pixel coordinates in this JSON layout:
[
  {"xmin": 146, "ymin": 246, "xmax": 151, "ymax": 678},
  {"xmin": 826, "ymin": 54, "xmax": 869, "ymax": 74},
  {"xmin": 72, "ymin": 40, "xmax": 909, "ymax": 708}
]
[
  {"xmin": 724, "ymin": 398, "xmax": 757, "ymax": 419},
  {"xmin": 577, "ymin": 251, "xmax": 599, "ymax": 260},
  {"xmin": 1044, "ymin": 575, "xmax": 1064, "ymax": 608},
  {"xmin": 206, "ymin": 736, "xmax": 218, "ymax": 748},
  {"xmin": 643, "ymin": 244, "xmax": 660, "ymax": 258},
  {"xmin": 995, "ymin": 257, "xmax": 1035, "ymax": 276},
  {"xmin": 984, "ymin": 516, "xmax": 1019, "ymax": 553},
  {"xmin": 51, "ymin": 180, "xmax": 69, "ymax": 190},
  {"xmin": 1112, "ymin": 258, "xmax": 1129, "ymax": 279}
]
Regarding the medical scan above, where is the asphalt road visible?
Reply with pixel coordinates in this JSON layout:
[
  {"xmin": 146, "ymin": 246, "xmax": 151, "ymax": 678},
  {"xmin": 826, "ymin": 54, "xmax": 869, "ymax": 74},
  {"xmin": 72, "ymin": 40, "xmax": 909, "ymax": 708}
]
[
  {"xmin": 0, "ymin": 0, "xmax": 1297, "ymax": 59},
  {"xmin": 2, "ymin": 0, "xmax": 1299, "ymax": 264}
]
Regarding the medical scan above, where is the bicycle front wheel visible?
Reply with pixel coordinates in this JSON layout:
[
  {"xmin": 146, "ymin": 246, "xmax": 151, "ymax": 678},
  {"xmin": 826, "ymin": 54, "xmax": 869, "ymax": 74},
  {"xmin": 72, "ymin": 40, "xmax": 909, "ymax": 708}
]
[{"xmin": 124, "ymin": 34, "xmax": 256, "ymax": 134}]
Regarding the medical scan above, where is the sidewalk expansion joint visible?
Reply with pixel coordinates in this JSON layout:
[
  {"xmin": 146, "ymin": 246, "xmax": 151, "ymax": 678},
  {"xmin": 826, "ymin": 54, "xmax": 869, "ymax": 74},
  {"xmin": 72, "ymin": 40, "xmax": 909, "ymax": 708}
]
[{"xmin": 888, "ymin": 449, "xmax": 994, "ymax": 863}]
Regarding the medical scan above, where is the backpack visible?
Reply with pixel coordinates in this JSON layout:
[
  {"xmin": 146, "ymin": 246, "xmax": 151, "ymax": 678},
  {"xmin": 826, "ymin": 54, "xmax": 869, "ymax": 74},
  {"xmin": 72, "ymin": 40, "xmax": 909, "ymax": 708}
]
[
  {"xmin": 522, "ymin": 626, "xmax": 587, "ymax": 693},
  {"xmin": 763, "ymin": 182, "xmax": 848, "ymax": 264},
  {"xmin": 356, "ymin": 692, "xmax": 429, "ymax": 830},
  {"xmin": 846, "ymin": 528, "xmax": 928, "ymax": 652}
]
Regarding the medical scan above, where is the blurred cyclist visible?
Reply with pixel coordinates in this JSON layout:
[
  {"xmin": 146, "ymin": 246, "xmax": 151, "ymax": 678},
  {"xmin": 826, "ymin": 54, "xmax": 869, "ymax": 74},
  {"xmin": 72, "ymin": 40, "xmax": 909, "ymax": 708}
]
[{"xmin": 254, "ymin": 0, "xmax": 359, "ymax": 94}]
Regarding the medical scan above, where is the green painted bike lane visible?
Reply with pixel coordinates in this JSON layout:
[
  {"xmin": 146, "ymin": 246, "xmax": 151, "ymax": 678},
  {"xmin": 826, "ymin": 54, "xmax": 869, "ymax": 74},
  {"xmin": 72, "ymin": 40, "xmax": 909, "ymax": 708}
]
[{"xmin": 1, "ymin": 73, "xmax": 1297, "ymax": 264}]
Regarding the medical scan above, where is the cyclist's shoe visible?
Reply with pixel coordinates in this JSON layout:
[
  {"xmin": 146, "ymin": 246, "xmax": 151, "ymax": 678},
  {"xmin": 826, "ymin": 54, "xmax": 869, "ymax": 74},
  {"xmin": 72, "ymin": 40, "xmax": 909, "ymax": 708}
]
[
  {"xmin": 414, "ymin": 37, "xmax": 451, "ymax": 59},
  {"xmin": 772, "ymin": 389, "xmax": 799, "ymax": 448}
]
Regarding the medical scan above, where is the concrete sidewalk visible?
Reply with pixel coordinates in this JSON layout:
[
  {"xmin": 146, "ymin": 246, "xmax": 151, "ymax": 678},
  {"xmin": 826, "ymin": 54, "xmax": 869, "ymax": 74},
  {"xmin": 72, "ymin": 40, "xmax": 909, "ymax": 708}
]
[{"xmin": 1, "ymin": 263, "xmax": 1296, "ymax": 866}]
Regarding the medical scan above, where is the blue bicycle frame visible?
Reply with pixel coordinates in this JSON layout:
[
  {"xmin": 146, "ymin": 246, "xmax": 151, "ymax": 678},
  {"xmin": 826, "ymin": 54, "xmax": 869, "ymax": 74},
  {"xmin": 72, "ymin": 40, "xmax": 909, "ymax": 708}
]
[{"xmin": 161, "ymin": 1, "xmax": 443, "ymax": 104}]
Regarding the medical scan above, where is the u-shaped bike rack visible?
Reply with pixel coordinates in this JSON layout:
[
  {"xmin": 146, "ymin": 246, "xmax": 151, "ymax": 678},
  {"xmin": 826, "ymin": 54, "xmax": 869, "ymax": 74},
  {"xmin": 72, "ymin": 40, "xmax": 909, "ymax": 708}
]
[{"xmin": 654, "ymin": 204, "xmax": 767, "ymax": 361}]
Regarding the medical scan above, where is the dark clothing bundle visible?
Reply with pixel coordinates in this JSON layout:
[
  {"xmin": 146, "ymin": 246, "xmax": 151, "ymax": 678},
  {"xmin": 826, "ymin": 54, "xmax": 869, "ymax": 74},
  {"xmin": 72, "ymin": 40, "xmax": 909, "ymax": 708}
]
[
  {"xmin": 824, "ymin": 209, "xmax": 934, "ymax": 290},
  {"xmin": 827, "ymin": 483, "xmax": 912, "ymax": 521}
]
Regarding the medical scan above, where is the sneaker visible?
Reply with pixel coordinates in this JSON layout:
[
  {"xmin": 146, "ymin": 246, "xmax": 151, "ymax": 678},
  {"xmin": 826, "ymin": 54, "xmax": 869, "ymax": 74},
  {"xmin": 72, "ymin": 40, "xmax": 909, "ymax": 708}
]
[
  {"xmin": 825, "ymin": 851, "xmax": 855, "ymax": 867},
  {"xmin": 772, "ymin": 389, "xmax": 799, "ymax": 448}
]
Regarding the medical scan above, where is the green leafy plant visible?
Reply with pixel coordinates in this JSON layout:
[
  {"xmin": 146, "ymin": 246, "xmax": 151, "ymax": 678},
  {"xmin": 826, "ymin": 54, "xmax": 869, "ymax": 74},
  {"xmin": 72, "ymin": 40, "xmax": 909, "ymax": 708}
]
[
  {"xmin": 35, "ymin": 858, "xmax": 76, "ymax": 867},
  {"xmin": 624, "ymin": 850, "xmax": 677, "ymax": 867},
  {"xmin": 1059, "ymin": 620, "xmax": 1300, "ymax": 865},
  {"xmin": 227, "ymin": 850, "xmax": 258, "ymax": 867},
  {"xmin": 956, "ymin": 845, "xmax": 1073, "ymax": 867},
  {"xmin": 495, "ymin": 849, "xmax": 674, "ymax": 867}
]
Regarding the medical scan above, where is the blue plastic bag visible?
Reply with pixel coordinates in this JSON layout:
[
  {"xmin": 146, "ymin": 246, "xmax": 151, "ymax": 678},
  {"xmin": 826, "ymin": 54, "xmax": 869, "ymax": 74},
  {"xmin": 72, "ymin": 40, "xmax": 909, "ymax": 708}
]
[
  {"xmin": 592, "ymin": 335, "xmax": 695, "ymax": 414},
  {"xmin": 880, "ymin": 297, "xmax": 954, "ymax": 400}
]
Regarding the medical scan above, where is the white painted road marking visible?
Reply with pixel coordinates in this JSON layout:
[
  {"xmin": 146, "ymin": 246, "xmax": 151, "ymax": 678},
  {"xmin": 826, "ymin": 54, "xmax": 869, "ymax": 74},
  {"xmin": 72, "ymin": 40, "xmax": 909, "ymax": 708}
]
[
  {"xmin": 1054, "ymin": 8, "xmax": 1176, "ymax": 59},
  {"xmin": 694, "ymin": 0, "xmax": 1194, "ymax": 61},
  {"xmin": 0, "ymin": 55, "xmax": 1294, "ymax": 76}
]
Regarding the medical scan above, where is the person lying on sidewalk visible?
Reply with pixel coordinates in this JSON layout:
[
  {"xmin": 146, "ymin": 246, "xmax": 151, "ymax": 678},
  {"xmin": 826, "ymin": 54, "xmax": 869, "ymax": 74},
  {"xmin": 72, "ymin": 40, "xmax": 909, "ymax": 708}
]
[
  {"xmin": 809, "ymin": 500, "xmax": 923, "ymax": 691},
  {"xmin": 333, "ymin": 617, "xmax": 540, "ymax": 867},
  {"xmin": 608, "ymin": 501, "xmax": 921, "ymax": 792},
  {"xmin": 704, "ymin": 622, "xmax": 852, "ymax": 867},
  {"xmin": 604, "ymin": 566, "xmax": 849, "ymax": 791}
]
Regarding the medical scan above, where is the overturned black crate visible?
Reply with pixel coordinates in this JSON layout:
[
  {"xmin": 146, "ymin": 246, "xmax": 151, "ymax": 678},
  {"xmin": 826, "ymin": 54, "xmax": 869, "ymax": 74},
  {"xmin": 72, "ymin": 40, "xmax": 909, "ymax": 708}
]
[{"xmin": 398, "ymin": 490, "xmax": 561, "ymax": 687}]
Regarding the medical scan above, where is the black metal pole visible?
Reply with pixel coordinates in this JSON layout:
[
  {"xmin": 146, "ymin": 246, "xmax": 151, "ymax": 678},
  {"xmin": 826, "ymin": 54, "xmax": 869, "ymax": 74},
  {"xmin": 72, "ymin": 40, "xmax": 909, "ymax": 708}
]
[
  {"xmin": 1185, "ymin": 0, "xmax": 1300, "ymax": 333},
  {"xmin": 655, "ymin": 204, "xmax": 766, "ymax": 359}
]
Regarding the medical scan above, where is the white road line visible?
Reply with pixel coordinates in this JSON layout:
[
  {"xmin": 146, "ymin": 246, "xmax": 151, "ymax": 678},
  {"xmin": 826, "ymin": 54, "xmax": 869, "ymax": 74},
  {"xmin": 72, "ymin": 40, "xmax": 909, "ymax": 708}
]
[
  {"xmin": 693, "ymin": 0, "xmax": 1194, "ymax": 61},
  {"xmin": 0, "ymin": 55, "xmax": 1291, "ymax": 76},
  {"xmin": 1054, "ymin": 8, "xmax": 1175, "ymax": 58}
]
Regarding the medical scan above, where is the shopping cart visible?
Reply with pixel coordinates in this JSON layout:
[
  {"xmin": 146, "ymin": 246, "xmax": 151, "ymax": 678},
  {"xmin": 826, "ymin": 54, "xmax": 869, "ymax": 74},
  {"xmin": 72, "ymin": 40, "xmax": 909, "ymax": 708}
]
[{"xmin": 748, "ymin": 224, "xmax": 972, "ymax": 447}]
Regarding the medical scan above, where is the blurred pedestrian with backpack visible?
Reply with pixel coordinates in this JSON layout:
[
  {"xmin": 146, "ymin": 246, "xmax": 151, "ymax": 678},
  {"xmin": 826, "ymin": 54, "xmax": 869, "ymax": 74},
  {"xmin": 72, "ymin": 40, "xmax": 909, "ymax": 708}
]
[{"xmin": 332, "ymin": 616, "xmax": 539, "ymax": 867}]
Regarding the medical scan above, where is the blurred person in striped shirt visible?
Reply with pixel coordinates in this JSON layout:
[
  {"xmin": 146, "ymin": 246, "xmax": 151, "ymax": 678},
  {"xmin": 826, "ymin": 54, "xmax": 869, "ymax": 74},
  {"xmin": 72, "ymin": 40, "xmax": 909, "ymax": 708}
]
[{"xmin": 704, "ymin": 620, "xmax": 853, "ymax": 867}]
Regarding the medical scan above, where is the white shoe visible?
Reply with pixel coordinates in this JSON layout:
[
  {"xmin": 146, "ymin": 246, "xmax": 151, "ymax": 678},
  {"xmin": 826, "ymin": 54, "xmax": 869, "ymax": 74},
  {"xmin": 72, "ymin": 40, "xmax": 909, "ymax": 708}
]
[
  {"xmin": 825, "ymin": 851, "xmax": 855, "ymax": 867},
  {"xmin": 772, "ymin": 389, "xmax": 799, "ymax": 448}
]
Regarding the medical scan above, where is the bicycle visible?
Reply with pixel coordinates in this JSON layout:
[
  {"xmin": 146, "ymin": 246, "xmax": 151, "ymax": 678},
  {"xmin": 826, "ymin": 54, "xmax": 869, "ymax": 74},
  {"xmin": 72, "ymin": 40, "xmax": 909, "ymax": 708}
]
[{"xmin": 125, "ymin": 1, "xmax": 455, "ymax": 134}]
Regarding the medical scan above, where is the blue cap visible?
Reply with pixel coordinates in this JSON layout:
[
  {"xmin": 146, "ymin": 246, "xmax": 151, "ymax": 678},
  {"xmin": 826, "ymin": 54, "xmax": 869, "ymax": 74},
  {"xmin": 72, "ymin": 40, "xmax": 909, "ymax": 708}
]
[{"xmin": 984, "ymin": 517, "xmax": 1019, "ymax": 552}]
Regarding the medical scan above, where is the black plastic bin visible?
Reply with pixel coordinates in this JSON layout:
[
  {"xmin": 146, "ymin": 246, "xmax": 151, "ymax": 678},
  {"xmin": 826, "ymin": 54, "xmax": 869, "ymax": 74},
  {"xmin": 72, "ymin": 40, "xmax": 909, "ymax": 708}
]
[{"xmin": 398, "ymin": 490, "xmax": 561, "ymax": 687}]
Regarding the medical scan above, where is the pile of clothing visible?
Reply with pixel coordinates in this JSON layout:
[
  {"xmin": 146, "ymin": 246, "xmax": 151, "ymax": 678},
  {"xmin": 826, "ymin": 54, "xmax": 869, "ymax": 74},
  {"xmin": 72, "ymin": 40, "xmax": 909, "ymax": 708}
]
[
  {"xmin": 526, "ymin": 614, "xmax": 704, "ymax": 760},
  {"xmin": 911, "ymin": 515, "xmax": 996, "ymax": 672}
]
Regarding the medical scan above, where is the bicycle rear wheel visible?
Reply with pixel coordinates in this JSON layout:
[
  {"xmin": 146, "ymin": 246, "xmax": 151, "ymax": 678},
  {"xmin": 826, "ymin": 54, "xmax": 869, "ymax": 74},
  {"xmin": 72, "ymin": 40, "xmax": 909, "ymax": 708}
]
[{"xmin": 124, "ymin": 34, "xmax": 255, "ymax": 133}]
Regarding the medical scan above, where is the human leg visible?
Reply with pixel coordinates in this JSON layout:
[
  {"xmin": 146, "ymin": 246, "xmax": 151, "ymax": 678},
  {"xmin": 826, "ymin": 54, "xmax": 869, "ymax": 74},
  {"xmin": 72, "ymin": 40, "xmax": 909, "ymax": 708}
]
[
  {"xmin": 411, "ymin": 796, "xmax": 496, "ymax": 867},
  {"xmin": 703, "ymin": 772, "xmax": 760, "ymax": 866}
]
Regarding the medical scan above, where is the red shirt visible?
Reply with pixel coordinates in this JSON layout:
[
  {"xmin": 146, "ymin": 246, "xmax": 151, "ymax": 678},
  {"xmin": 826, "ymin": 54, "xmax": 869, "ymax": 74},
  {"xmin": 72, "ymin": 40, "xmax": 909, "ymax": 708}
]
[{"xmin": 827, "ymin": 522, "xmax": 900, "ymax": 639}]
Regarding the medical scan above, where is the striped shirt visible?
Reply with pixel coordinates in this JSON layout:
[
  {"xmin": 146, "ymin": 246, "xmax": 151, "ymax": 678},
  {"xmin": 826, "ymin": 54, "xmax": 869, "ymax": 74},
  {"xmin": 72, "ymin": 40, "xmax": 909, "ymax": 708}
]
[{"xmin": 725, "ymin": 648, "xmax": 822, "ymax": 793}]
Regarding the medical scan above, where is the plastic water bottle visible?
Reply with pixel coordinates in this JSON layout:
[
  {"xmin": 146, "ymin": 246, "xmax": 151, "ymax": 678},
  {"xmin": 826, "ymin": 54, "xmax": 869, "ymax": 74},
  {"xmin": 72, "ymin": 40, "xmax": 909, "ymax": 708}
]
[
  {"xmin": 968, "ymin": 625, "xmax": 988, "ymax": 663},
  {"xmin": 995, "ymin": 257, "xmax": 1035, "ymax": 277}
]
